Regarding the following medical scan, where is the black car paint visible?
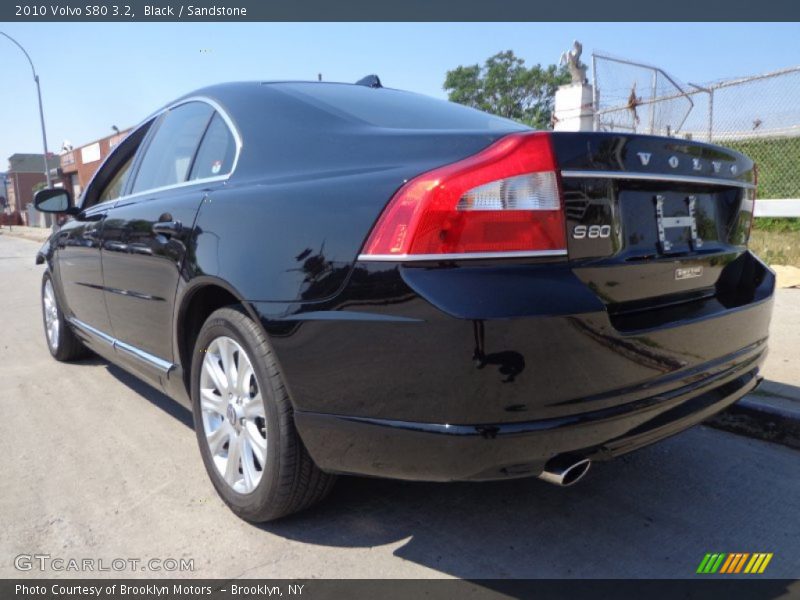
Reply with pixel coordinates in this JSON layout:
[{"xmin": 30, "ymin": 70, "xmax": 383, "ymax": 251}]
[
  {"xmin": 51, "ymin": 209, "xmax": 111, "ymax": 334},
  {"xmin": 39, "ymin": 82, "xmax": 773, "ymax": 482},
  {"xmin": 101, "ymin": 189, "xmax": 204, "ymax": 362}
]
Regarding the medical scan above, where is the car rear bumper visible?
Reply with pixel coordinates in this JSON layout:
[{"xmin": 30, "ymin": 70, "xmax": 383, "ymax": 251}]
[
  {"xmin": 294, "ymin": 348, "xmax": 762, "ymax": 481},
  {"xmin": 257, "ymin": 250, "xmax": 774, "ymax": 481}
]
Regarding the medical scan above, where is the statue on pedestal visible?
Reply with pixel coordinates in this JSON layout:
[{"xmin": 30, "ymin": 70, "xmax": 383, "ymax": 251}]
[{"xmin": 560, "ymin": 40, "xmax": 587, "ymax": 85}]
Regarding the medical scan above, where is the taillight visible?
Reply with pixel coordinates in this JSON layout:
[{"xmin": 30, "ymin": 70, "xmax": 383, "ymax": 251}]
[{"xmin": 359, "ymin": 132, "xmax": 567, "ymax": 261}]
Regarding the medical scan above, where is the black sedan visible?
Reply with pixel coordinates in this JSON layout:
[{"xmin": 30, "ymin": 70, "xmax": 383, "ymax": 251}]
[{"xmin": 34, "ymin": 79, "xmax": 774, "ymax": 521}]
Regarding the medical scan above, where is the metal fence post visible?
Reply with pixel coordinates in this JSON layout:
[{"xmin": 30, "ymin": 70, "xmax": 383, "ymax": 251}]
[
  {"xmin": 591, "ymin": 53, "xmax": 598, "ymax": 131},
  {"xmin": 649, "ymin": 70, "xmax": 657, "ymax": 134},
  {"xmin": 708, "ymin": 88, "xmax": 714, "ymax": 143}
]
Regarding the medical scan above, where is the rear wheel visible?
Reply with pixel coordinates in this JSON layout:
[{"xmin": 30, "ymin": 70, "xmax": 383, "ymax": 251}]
[
  {"xmin": 41, "ymin": 272, "xmax": 89, "ymax": 361},
  {"xmin": 191, "ymin": 306, "xmax": 335, "ymax": 521}
]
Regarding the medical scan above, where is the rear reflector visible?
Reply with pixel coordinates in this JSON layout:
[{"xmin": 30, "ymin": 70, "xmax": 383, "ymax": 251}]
[{"xmin": 359, "ymin": 132, "xmax": 567, "ymax": 261}]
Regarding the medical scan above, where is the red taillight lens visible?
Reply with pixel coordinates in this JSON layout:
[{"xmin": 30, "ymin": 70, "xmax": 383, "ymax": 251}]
[{"xmin": 359, "ymin": 132, "xmax": 567, "ymax": 260}]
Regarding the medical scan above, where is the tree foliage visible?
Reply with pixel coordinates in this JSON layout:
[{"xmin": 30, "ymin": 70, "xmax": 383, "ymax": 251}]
[{"xmin": 444, "ymin": 50, "xmax": 571, "ymax": 129}]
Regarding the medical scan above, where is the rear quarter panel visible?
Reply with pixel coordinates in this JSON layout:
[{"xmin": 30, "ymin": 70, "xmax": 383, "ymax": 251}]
[
  {"xmin": 189, "ymin": 168, "xmax": 409, "ymax": 304},
  {"xmin": 188, "ymin": 131, "xmax": 513, "ymax": 303}
]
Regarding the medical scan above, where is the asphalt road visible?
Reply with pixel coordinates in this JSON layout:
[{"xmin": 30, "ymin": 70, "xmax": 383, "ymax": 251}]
[{"xmin": 1, "ymin": 233, "xmax": 798, "ymax": 580}]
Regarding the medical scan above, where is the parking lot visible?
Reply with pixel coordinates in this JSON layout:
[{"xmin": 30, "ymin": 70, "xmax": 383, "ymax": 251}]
[{"xmin": 1, "ymin": 233, "xmax": 798, "ymax": 579}]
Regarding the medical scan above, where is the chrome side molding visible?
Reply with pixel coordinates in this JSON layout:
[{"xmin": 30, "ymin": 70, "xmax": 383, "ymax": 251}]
[{"xmin": 67, "ymin": 317, "xmax": 174, "ymax": 375}]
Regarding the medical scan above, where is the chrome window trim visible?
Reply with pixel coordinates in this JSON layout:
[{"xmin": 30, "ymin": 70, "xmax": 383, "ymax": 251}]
[
  {"xmin": 358, "ymin": 249, "xmax": 568, "ymax": 262},
  {"xmin": 560, "ymin": 170, "xmax": 755, "ymax": 190},
  {"xmin": 114, "ymin": 173, "xmax": 231, "ymax": 204},
  {"xmin": 82, "ymin": 96, "xmax": 242, "ymax": 209},
  {"xmin": 68, "ymin": 317, "xmax": 174, "ymax": 374}
]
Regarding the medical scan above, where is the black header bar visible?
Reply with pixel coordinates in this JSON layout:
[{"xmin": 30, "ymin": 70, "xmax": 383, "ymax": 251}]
[{"xmin": 2, "ymin": 0, "xmax": 800, "ymax": 21}]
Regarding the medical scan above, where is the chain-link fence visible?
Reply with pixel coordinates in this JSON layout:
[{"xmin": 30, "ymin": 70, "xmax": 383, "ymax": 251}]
[
  {"xmin": 591, "ymin": 52, "xmax": 694, "ymax": 137},
  {"xmin": 593, "ymin": 53, "xmax": 800, "ymax": 200}
]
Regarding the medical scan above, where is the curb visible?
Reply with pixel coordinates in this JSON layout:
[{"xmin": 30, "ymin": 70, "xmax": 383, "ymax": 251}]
[{"xmin": 706, "ymin": 394, "xmax": 800, "ymax": 450}]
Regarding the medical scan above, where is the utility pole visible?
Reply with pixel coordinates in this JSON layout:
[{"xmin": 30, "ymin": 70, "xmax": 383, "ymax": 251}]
[{"xmin": 1, "ymin": 32, "xmax": 52, "ymax": 188}]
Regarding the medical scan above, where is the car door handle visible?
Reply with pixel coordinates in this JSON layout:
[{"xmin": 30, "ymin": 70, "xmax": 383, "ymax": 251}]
[{"xmin": 152, "ymin": 220, "xmax": 183, "ymax": 236}]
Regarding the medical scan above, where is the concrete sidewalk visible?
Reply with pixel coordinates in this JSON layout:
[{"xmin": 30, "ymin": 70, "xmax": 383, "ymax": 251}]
[
  {"xmin": 709, "ymin": 373, "xmax": 800, "ymax": 450},
  {"xmin": 709, "ymin": 390, "xmax": 800, "ymax": 450},
  {"xmin": 0, "ymin": 225, "xmax": 51, "ymax": 243}
]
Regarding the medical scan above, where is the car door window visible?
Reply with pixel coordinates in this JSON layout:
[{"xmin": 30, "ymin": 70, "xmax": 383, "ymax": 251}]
[
  {"xmin": 98, "ymin": 156, "xmax": 134, "ymax": 204},
  {"xmin": 131, "ymin": 102, "xmax": 214, "ymax": 194},
  {"xmin": 80, "ymin": 122, "xmax": 153, "ymax": 210},
  {"xmin": 189, "ymin": 113, "xmax": 236, "ymax": 180}
]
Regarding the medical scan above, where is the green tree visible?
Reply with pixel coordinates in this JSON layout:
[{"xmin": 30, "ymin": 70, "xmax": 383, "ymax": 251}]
[{"xmin": 444, "ymin": 50, "xmax": 571, "ymax": 129}]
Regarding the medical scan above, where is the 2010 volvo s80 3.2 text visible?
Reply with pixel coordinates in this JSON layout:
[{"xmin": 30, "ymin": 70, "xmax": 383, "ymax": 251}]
[{"xmin": 34, "ymin": 78, "xmax": 774, "ymax": 521}]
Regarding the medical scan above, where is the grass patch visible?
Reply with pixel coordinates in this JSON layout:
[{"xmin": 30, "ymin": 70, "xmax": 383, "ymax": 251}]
[
  {"xmin": 749, "ymin": 229, "xmax": 800, "ymax": 266},
  {"xmin": 753, "ymin": 217, "xmax": 800, "ymax": 233}
]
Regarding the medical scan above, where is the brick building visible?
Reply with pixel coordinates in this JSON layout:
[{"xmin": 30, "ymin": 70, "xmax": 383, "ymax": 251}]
[{"xmin": 59, "ymin": 129, "xmax": 130, "ymax": 200}]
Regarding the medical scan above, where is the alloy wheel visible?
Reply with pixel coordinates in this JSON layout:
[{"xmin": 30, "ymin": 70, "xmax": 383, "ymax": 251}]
[
  {"xmin": 199, "ymin": 336, "xmax": 267, "ymax": 494},
  {"xmin": 43, "ymin": 279, "xmax": 60, "ymax": 351}
]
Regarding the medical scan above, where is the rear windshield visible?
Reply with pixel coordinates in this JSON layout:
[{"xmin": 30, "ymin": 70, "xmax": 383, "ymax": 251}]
[{"xmin": 272, "ymin": 82, "xmax": 530, "ymax": 132}]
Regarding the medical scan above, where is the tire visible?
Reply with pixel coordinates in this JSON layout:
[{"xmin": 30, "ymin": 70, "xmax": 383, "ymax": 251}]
[
  {"xmin": 190, "ymin": 306, "xmax": 335, "ymax": 522},
  {"xmin": 41, "ymin": 272, "xmax": 90, "ymax": 362}
]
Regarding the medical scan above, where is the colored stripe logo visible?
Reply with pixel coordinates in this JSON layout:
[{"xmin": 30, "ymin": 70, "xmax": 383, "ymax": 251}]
[{"xmin": 696, "ymin": 553, "xmax": 773, "ymax": 574}]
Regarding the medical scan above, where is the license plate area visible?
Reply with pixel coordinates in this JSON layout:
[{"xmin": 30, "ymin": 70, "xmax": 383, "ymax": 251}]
[
  {"xmin": 654, "ymin": 194, "xmax": 703, "ymax": 255},
  {"xmin": 565, "ymin": 181, "xmax": 735, "ymax": 262},
  {"xmin": 615, "ymin": 187, "xmax": 725, "ymax": 261}
]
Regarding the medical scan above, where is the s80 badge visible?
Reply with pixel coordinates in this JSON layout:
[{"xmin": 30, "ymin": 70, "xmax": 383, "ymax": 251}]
[{"xmin": 573, "ymin": 224, "xmax": 611, "ymax": 240}]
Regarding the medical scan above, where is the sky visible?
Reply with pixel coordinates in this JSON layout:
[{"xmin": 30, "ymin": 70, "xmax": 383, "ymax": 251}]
[{"xmin": 1, "ymin": 22, "xmax": 799, "ymax": 164}]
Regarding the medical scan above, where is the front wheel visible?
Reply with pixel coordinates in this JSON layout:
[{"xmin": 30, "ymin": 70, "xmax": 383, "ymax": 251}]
[
  {"xmin": 41, "ymin": 272, "xmax": 89, "ymax": 361},
  {"xmin": 191, "ymin": 306, "xmax": 335, "ymax": 522}
]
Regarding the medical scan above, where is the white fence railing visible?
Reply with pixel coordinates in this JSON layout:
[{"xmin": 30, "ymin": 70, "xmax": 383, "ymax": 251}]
[{"xmin": 755, "ymin": 199, "xmax": 800, "ymax": 218}]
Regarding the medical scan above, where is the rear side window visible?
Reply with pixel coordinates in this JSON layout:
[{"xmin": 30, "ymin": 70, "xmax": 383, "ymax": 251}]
[
  {"xmin": 190, "ymin": 113, "xmax": 236, "ymax": 180},
  {"xmin": 131, "ymin": 101, "xmax": 214, "ymax": 194},
  {"xmin": 276, "ymin": 83, "xmax": 529, "ymax": 132}
]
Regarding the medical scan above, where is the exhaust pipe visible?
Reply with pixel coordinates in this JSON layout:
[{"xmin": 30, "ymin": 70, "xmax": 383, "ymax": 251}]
[{"xmin": 538, "ymin": 454, "xmax": 591, "ymax": 487}]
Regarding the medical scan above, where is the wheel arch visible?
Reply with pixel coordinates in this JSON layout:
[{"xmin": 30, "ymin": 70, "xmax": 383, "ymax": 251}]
[{"xmin": 173, "ymin": 276, "xmax": 270, "ymax": 400}]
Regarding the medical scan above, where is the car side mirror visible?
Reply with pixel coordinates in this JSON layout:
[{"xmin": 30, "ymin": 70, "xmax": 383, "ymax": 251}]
[{"xmin": 34, "ymin": 188, "xmax": 79, "ymax": 215}]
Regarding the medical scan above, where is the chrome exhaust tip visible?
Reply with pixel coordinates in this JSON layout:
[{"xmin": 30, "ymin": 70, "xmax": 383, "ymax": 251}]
[{"xmin": 538, "ymin": 454, "xmax": 591, "ymax": 487}]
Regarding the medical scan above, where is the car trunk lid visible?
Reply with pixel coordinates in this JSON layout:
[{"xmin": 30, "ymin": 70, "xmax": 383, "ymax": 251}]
[{"xmin": 551, "ymin": 132, "xmax": 756, "ymax": 314}]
